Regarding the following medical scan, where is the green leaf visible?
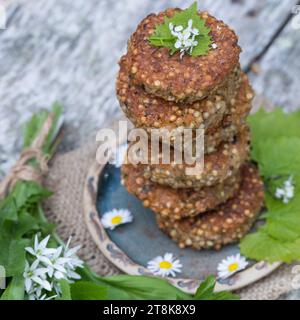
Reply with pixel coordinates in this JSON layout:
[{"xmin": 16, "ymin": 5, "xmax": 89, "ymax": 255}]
[
  {"xmin": 248, "ymin": 108, "xmax": 300, "ymax": 142},
  {"xmin": 0, "ymin": 234, "xmax": 29, "ymax": 277},
  {"xmin": 194, "ymin": 275, "xmax": 239, "ymax": 300},
  {"xmin": 0, "ymin": 195, "xmax": 18, "ymax": 226},
  {"xmin": 240, "ymin": 229, "xmax": 300, "ymax": 263},
  {"xmin": 22, "ymin": 102, "xmax": 62, "ymax": 155},
  {"xmin": 149, "ymin": 2, "xmax": 212, "ymax": 57},
  {"xmin": 92, "ymin": 275, "xmax": 191, "ymax": 300},
  {"xmin": 11, "ymin": 181, "xmax": 52, "ymax": 210},
  {"xmin": 266, "ymin": 208, "xmax": 300, "ymax": 242},
  {"xmin": 248, "ymin": 108, "xmax": 300, "ymax": 161},
  {"xmin": 70, "ymin": 281, "xmax": 107, "ymax": 300},
  {"xmin": 1, "ymin": 276, "xmax": 25, "ymax": 300},
  {"xmin": 59, "ymin": 279, "xmax": 72, "ymax": 300},
  {"xmin": 240, "ymin": 109, "xmax": 300, "ymax": 263}
]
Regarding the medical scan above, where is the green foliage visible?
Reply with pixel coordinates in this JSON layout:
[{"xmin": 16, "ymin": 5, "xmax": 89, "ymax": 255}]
[
  {"xmin": 59, "ymin": 279, "xmax": 72, "ymax": 300},
  {"xmin": 0, "ymin": 276, "xmax": 25, "ymax": 300},
  {"xmin": 149, "ymin": 2, "xmax": 212, "ymax": 56},
  {"xmin": 70, "ymin": 281, "xmax": 107, "ymax": 300},
  {"xmin": 240, "ymin": 109, "xmax": 300, "ymax": 263},
  {"xmin": 194, "ymin": 275, "xmax": 239, "ymax": 300},
  {"xmin": 22, "ymin": 102, "xmax": 62, "ymax": 155},
  {"xmin": 78, "ymin": 268, "xmax": 237, "ymax": 300}
]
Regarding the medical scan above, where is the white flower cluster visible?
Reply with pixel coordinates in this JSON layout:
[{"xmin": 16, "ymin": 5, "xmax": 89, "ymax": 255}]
[
  {"xmin": 23, "ymin": 235, "xmax": 84, "ymax": 300},
  {"xmin": 169, "ymin": 19, "xmax": 199, "ymax": 58},
  {"xmin": 275, "ymin": 176, "xmax": 295, "ymax": 204}
]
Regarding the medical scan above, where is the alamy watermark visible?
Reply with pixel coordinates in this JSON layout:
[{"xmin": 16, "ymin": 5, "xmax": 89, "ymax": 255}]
[
  {"xmin": 291, "ymin": 5, "xmax": 300, "ymax": 30},
  {"xmin": 95, "ymin": 121, "xmax": 204, "ymax": 176}
]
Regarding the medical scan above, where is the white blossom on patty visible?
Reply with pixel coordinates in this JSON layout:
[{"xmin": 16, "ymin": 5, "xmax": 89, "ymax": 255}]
[
  {"xmin": 275, "ymin": 176, "xmax": 295, "ymax": 204},
  {"xmin": 217, "ymin": 253, "xmax": 248, "ymax": 279},
  {"xmin": 169, "ymin": 19, "xmax": 199, "ymax": 58},
  {"xmin": 147, "ymin": 253, "xmax": 182, "ymax": 277},
  {"xmin": 101, "ymin": 208, "xmax": 133, "ymax": 230}
]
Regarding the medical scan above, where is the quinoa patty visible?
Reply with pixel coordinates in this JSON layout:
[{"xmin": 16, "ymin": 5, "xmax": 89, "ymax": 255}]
[
  {"xmin": 117, "ymin": 56, "xmax": 241, "ymax": 131},
  {"xmin": 203, "ymin": 74, "xmax": 253, "ymax": 153},
  {"xmin": 125, "ymin": 9, "xmax": 241, "ymax": 103},
  {"xmin": 121, "ymin": 163, "xmax": 241, "ymax": 220},
  {"xmin": 140, "ymin": 125, "xmax": 250, "ymax": 189},
  {"xmin": 156, "ymin": 163, "xmax": 264, "ymax": 250}
]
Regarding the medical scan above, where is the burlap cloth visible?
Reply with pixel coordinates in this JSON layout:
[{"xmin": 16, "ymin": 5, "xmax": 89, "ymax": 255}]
[{"xmin": 44, "ymin": 138, "xmax": 298, "ymax": 300}]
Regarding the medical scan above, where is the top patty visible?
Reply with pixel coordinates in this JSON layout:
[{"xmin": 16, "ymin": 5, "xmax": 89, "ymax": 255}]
[{"xmin": 125, "ymin": 8, "xmax": 241, "ymax": 103}]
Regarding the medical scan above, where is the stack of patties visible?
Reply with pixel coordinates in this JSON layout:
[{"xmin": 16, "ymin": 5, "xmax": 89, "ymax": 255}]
[{"xmin": 117, "ymin": 8, "xmax": 264, "ymax": 250}]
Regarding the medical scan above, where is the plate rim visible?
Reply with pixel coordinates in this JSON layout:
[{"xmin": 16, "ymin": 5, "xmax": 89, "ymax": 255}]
[{"xmin": 83, "ymin": 157, "xmax": 281, "ymax": 294}]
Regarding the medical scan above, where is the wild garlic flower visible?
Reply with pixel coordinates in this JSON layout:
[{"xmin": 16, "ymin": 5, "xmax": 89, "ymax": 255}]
[
  {"xmin": 169, "ymin": 19, "xmax": 199, "ymax": 58},
  {"xmin": 275, "ymin": 176, "xmax": 295, "ymax": 204},
  {"xmin": 24, "ymin": 234, "xmax": 84, "ymax": 300},
  {"xmin": 217, "ymin": 253, "xmax": 248, "ymax": 279},
  {"xmin": 23, "ymin": 260, "xmax": 51, "ymax": 293},
  {"xmin": 25, "ymin": 235, "xmax": 57, "ymax": 265},
  {"xmin": 147, "ymin": 253, "xmax": 182, "ymax": 277}
]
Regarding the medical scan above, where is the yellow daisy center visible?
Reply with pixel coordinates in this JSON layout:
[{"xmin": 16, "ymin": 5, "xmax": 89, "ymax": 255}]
[
  {"xmin": 228, "ymin": 263, "xmax": 239, "ymax": 272},
  {"xmin": 111, "ymin": 215, "xmax": 122, "ymax": 225},
  {"xmin": 159, "ymin": 261, "xmax": 172, "ymax": 269}
]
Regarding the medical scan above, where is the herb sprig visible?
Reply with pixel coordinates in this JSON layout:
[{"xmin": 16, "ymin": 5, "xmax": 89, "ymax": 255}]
[{"xmin": 149, "ymin": 2, "xmax": 212, "ymax": 57}]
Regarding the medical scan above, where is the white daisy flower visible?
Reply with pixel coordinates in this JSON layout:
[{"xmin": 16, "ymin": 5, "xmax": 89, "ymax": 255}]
[
  {"xmin": 101, "ymin": 208, "xmax": 133, "ymax": 230},
  {"xmin": 275, "ymin": 176, "xmax": 295, "ymax": 204},
  {"xmin": 110, "ymin": 143, "xmax": 128, "ymax": 168},
  {"xmin": 217, "ymin": 253, "xmax": 248, "ymax": 279},
  {"xmin": 147, "ymin": 253, "xmax": 182, "ymax": 277}
]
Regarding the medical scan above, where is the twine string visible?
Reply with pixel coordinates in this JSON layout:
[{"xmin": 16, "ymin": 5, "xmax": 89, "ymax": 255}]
[{"xmin": 0, "ymin": 114, "xmax": 54, "ymax": 199}]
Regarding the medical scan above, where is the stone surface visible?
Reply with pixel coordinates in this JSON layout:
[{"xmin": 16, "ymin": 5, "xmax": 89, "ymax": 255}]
[{"xmin": 0, "ymin": 0, "xmax": 299, "ymax": 177}]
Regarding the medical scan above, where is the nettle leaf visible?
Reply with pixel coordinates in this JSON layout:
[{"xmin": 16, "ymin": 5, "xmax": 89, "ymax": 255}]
[
  {"xmin": 149, "ymin": 2, "xmax": 212, "ymax": 57},
  {"xmin": 248, "ymin": 108, "xmax": 300, "ymax": 161},
  {"xmin": 248, "ymin": 108, "xmax": 300, "ymax": 142},
  {"xmin": 240, "ymin": 109, "xmax": 300, "ymax": 263},
  {"xmin": 240, "ymin": 229, "xmax": 300, "ymax": 263}
]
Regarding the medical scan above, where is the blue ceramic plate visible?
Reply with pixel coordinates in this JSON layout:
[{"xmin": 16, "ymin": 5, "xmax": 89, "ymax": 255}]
[{"xmin": 84, "ymin": 161, "xmax": 281, "ymax": 293}]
